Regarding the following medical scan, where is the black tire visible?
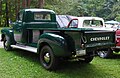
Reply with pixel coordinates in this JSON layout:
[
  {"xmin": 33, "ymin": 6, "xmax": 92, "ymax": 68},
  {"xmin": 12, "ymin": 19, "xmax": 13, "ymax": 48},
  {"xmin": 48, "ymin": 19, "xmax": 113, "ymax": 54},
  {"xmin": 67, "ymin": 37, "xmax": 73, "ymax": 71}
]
[
  {"xmin": 97, "ymin": 48, "xmax": 113, "ymax": 58},
  {"xmin": 84, "ymin": 56, "xmax": 94, "ymax": 63},
  {"xmin": 79, "ymin": 52, "xmax": 94, "ymax": 63},
  {"xmin": 3, "ymin": 35, "xmax": 12, "ymax": 51},
  {"xmin": 114, "ymin": 49, "xmax": 120, "ymax": 53},
  {"xmin": 81, "ymin": 53, "xmax": 94, "ymax": 63},
  {"xmin": 40, "ymin": 45, "xmax": 59, "ymax": 70}
]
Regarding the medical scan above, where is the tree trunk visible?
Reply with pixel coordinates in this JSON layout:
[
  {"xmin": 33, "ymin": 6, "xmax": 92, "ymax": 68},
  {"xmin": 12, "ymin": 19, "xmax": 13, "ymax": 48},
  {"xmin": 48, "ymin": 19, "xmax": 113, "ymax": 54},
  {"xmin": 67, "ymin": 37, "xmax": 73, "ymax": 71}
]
[
  {"xmin": 5, "ymin": 0, "xmax": 9, "ymax": 27},
  {"xmin": 38, "ymin": 0, "xmax": 44, "ymax": 8},
  {"xmin": 15, "ymin": 0, "xmax": 17, "ymax": 18},
  {"xmin": 22, "ymin": 0, "xmax": 27, "ymax": 8},
  {"xmin": 18, "ymin": 0, "xmax": 20, "ymax": 12},
  {"xmin": 27, "ymin": 0, "xmax": 31, "ymax": 8},
  {"xmin": 0, "ymin": 1, "xmax": 2, "ymax": 15},
  {"xmin": 15, "ymin": 0, "xmax": 20, "ymax": 18},
  {"xmin": 22, "ymin": 0, "xmax": 31, "ymax": 8},
  {"xmin": 0, "ymin": 0, "xmax": 2, "ymax": 27},
  {"xmin": 8, "ymin": 0, "xmax": 11, "ymax": 24}
]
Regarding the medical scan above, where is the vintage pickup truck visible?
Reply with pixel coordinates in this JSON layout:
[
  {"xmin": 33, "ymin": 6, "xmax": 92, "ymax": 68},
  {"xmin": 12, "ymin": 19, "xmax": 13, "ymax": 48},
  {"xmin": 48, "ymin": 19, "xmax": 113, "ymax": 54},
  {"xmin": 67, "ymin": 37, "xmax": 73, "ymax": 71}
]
[{"xmin": 1, "ymin": 9, "xmax": 115, "ymax": 70}]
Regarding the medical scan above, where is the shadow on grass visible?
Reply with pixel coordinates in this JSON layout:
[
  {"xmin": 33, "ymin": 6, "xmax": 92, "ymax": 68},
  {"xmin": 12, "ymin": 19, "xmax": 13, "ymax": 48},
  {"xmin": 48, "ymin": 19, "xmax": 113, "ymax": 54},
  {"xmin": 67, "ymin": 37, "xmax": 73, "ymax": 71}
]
[
  {"xmin": 10, "ymin": 49, "xmax": 40, "ymax": 65},
  {"xmin": 106, "ymin": 53, "xmax": 120, "ymax": 59},
  {"xmin": 6, "ymin": 49, "xmax": 119, "ymax": 78},
  {"xmin": 9, "ymin": 49, "xmax": 95, "ymax": 70},
  {"xmin": 54, "ymin": 60, "xmax": 115, "ymax": 78}
]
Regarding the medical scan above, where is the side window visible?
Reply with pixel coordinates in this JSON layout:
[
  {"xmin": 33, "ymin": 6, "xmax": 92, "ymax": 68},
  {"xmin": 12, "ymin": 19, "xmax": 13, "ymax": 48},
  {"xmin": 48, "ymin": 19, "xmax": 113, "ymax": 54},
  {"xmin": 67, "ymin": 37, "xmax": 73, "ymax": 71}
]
[
  {"xmin": 69, "ymin": 19, "xmax": 78, "ymax": 28},
  {"xmin": 83, "ymin": 20, "xmax": 90, "ymax": 27},
  {"xmin": 34, "ymin": 12, "xmax": 51, "ymax": 21},
  {"xmin": 32, "ymin": 30, "xmax": 40, "ymax": 43},
  {"xmin": 18, "ymin": 12, "xmax": 23, "ymax": 21},
  {"xmin": 83, "ymin": 20, "xmax": 103, "ymax": 27}
]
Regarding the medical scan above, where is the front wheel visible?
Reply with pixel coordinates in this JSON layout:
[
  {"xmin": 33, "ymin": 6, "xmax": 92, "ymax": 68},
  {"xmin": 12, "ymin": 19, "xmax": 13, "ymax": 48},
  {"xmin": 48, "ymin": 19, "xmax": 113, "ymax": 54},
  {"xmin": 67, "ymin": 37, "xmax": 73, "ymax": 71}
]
[
  {"xmin": 3, "ymin": 35, "xmax": 12, "ymax": 51},
  {"xmin": 40, "ymin": 45, "xmax": 59, "ymax": 70},
  {"xmin": 97, "ymin": 48, "xmax": 113, "ymax": 58}
]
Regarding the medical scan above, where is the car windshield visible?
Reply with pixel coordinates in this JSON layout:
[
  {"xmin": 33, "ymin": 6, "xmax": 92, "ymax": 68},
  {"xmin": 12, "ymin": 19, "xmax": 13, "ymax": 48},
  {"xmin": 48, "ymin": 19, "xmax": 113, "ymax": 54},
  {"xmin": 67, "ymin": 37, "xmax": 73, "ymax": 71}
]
[{"xmin": 83, "ymin": 20, "xmax": 103, "ymax": 27}]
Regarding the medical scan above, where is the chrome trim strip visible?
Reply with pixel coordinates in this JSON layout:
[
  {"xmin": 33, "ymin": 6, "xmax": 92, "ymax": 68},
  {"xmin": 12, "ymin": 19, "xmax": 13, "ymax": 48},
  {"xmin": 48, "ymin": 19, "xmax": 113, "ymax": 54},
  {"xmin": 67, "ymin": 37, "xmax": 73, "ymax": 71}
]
[{"xmin": 11, "ymin": 45, "xmax": 37, "ymax": 53}]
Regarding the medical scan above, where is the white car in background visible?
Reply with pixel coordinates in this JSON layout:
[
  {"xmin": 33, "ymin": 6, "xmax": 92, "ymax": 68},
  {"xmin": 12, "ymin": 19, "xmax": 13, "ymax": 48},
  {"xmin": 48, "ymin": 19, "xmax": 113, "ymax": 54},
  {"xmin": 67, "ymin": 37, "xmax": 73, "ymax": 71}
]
[
  {"xmin": 105, "ymin": 20, "xmax": 119, "ymax": 30},
  {"xmin": 67, "ymin": 17, "xmax": 105, "ymax": 29},
  {"xmin": 67, "ymin": 17, "xmax": 116, "ymax": 31}
]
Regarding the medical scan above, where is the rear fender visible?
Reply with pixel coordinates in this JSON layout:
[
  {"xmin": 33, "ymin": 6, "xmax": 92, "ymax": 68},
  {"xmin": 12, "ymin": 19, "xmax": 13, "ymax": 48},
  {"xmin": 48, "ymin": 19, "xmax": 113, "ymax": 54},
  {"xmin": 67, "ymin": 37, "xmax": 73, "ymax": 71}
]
[{"xmin": 37, "ymin": 33, "xmax": 74, "ymax": 57}]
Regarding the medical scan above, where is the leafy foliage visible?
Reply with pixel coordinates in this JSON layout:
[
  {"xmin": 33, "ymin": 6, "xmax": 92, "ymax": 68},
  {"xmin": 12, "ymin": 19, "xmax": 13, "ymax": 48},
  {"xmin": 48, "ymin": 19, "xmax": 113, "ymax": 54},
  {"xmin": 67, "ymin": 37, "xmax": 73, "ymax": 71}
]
[{"xmin": 0, "ymin": 0, "xmax": 120, "ymax": 27}]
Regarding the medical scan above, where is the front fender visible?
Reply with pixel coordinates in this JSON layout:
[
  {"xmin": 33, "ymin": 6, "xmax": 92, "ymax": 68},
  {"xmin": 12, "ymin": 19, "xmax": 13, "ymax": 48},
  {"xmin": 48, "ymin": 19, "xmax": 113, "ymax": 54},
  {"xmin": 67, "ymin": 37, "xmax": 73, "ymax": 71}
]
[
  {"xmin": 37, "ymin": 33, "xmax": 73, "ymax": 57},
  {"xmin": 1, "ymin": 28, "xmax": 16, "ymax": 45}
]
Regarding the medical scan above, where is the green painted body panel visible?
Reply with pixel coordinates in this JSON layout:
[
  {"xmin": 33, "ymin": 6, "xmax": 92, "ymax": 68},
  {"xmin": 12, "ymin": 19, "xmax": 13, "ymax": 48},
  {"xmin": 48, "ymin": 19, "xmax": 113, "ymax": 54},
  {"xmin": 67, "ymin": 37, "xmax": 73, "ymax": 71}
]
[
  {"xmin": 37, "ymin": 33, "xmax": 71, "ymax": 56},
  {"xmin": 1, "ymin": 28, "xmax": 16, "ymax": 45},
  {"xmin": 84, "ymin": 31, "xmax": 115, "ymax": 52}
]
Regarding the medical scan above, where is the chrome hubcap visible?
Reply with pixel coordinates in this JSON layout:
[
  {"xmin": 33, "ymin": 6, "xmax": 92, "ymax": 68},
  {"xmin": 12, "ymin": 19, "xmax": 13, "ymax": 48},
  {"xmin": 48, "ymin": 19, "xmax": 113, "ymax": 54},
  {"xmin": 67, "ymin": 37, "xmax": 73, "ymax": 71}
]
[
  {"xmin": 4, "ymin": 36, "xmax": 8, "ymax": 47},
  {"xmin": 5, "ymin": 40, "xmax": 8, "ymax": 46},
  {"xmin": 98, "ymin": 51, "xmax": 107, "ymax": 57},
  {"xmin": 44, "ymin": 53, "xmax": 50, "ymax": 63}
]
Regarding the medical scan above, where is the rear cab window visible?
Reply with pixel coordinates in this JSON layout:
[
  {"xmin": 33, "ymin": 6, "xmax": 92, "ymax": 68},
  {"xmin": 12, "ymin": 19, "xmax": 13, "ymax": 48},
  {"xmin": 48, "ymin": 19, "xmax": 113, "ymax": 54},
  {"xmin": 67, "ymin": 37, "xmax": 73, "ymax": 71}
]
[
  {"xmin": 83, "ymin": 20, "xmax": 103, "ymax": 27},
  {"xmin": 34, "ymin": 12, "xmax": 51, "ymax": 21}
]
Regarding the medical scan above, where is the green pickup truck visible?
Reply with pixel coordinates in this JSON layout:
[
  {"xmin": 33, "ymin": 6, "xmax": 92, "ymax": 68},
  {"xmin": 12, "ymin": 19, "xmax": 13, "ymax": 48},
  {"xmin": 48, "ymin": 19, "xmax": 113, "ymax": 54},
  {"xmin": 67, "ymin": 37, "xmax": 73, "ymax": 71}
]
[{"xmin": 1, "ymin": 9, "xmax": 115, "ymax": 70}]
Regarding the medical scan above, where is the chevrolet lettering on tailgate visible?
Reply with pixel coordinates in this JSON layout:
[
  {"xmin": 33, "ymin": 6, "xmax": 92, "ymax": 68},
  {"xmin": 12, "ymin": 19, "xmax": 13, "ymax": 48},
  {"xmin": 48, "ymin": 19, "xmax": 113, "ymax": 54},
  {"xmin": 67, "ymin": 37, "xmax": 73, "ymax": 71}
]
[{"xmin": 90, "ymin": 36, "xmax": 110, "ymax": 41}]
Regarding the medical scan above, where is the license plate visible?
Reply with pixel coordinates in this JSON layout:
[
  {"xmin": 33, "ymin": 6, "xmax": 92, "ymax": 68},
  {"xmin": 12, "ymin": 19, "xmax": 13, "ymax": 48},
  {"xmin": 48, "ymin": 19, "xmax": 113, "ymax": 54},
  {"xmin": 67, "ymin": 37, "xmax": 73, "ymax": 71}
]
[{"xmin": 76, "ymin": 50, "xmax": 86, "ymax": 56}]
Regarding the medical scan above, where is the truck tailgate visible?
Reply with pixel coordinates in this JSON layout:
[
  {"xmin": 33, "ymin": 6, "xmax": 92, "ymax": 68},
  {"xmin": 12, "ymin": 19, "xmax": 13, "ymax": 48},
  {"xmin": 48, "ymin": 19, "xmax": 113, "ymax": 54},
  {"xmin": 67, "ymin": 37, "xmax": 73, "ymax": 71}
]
[{"xmin": 83, "ymin": 30, "xmax": 115, "ymax": 49}]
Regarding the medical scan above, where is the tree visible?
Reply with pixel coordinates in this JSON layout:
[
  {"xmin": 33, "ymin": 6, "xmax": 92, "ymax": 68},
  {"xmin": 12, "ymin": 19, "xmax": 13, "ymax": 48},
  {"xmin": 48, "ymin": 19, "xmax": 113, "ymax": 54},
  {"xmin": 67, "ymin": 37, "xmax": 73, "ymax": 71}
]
[
  {"xmin": 0, "ymin": 0, "xmax": 2, "ymax": 26},
  {"xmin": 27, "ymin": 0, "xmax": 31, "ymax": 8},
  {"xmin": 22, "ymin": 0, "xmax": 27, "ymax": 8},
  {"xmin": 5, "ymin": 0, "xmax": 9, "ymax": 27},
  {"xmin": 45, "ymin": 0, "xmax": 76, "ymax": 14},
  {"xmin": 0, "ymin": 0, "xmax": 120, "ymax": 27},
  {"xmin": 103, "ymin": 0, "xmax": 118, "ymax": 20},
  {"xmin": 108, "ymin": 0, "xmax": 120, "ymax": 20},
  {"xmin": 22, "ymin": 0, "xmax": 31, "ymax": 8},
  {"xmin": 38, "ymin": 0, "xmax": 44, "ymax": 8}
]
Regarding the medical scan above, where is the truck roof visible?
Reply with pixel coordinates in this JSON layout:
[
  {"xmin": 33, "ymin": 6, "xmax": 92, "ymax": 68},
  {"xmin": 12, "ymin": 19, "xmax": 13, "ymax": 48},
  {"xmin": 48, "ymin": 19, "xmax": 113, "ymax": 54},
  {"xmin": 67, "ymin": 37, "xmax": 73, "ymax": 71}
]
[
  {"xmin": 23, "ymin": 9, "xmax": 55, "ymax": 13},
  {"xmin": 71, "ymin": 17, "xmax": 104, "ymax": 21}
]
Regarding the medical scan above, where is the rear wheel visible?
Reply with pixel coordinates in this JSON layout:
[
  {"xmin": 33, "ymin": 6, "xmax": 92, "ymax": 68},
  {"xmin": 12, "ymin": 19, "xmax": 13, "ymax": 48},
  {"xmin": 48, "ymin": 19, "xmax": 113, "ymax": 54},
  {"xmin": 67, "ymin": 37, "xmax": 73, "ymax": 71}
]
[
  {"xmin": 114, "ymin": 49, "xmax": 120, "ymax": 53},
  {"xmin": 40, "ymin": 45, "xmax": 59, "ymax": 70},
  {"xmin": 3, "ymin": 35, "xmax": 12, "ymax": 51},
  {"xmin": 84, "ymin": 56, "xmax": 94, "ymax": 63},
  {"xmin": 82, "ymin": 53, "xmax": 94, "ymax": 63},
  {"xmin": 97, "ymin": 48, "xmax": 113, "ymax": 58},
  {"xmin": 79, "ymin": 52, "xmax": 94, "ymax": 63}
]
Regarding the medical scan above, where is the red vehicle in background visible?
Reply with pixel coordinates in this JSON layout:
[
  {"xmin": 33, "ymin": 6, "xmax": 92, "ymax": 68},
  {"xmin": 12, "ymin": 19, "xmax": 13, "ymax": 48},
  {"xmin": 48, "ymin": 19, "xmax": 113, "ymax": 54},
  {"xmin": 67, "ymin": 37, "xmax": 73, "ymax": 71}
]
[
  {"xmin": 105, "ymin": 21, "xmax": 120, "ymax": 53},
  {"xmin": 98, "ymin": 21, "xmax": 120, "ymax": 58},
  {"xmin": 114, "ymin": 29, "xmax": 120, "ymax": 52}
]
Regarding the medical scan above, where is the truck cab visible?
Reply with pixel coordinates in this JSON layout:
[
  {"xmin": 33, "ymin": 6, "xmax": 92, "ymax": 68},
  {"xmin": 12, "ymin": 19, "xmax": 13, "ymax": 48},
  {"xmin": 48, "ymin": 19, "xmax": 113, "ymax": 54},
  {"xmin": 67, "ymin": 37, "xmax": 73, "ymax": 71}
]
[
  {"xmin": 1, "ymin": 9, "xmax": 115, "ymax": 70},
  {"xmin": 13, "ymin": 9, "xmax": 57, "ymax": 44}
]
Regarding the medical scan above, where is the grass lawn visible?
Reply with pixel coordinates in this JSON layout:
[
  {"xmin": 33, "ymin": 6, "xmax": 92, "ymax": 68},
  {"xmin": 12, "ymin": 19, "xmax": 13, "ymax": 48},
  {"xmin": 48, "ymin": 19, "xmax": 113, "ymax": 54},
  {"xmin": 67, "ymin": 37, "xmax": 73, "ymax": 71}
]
[{"xmin": 0, "ymin": 48, "xmax": 120, "ymax": 78}]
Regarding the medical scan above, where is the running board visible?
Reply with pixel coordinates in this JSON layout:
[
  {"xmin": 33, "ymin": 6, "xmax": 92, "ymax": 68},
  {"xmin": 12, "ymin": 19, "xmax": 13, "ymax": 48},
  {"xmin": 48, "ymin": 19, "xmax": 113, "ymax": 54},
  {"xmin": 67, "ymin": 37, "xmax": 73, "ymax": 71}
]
[{"xmin": 11, "ymin": 45, "xmax": 37, "ymax": 53}]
